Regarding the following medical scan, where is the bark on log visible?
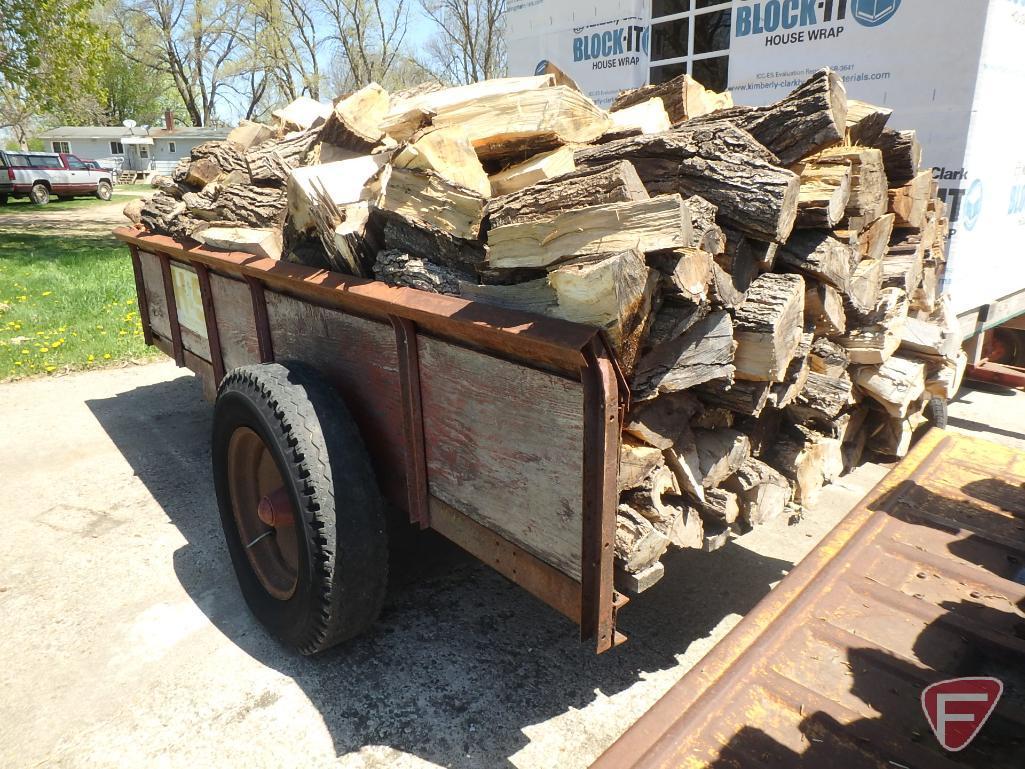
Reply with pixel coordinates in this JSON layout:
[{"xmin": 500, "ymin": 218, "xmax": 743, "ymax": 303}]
[
  {"xmin": 875, "ymin": 128, "xmax": 922, "ymax": 186},
  {"xmin": 632, "ymin": 311, "xmax": 735, "ymax": 400},
  {"xmin": 685, "ymin": 195, "xmax": 727, "ymax": 255},
  {"xmin": 373, "ymin": 250, "xmax": 463, "ymax": 294},
  {"xmin": 698, "ymin": 488, "xmax": 740, "ymax": 527},
  {"xmin": 246, "ymin": 128, "xmax": 320, "ymax": 184},
  {"xmin": 379, "ymin": 215, "xmax": 486, "ymax": 274},
  {"xmin": 776, "ymin": 230, "xmax": 854, "ymax": 293},
  {"xmin": 486, "ymin": 160, "xmax": 649, "ymax": 229},
  {"xmin": 810, "ymin": 337, "xmax": 850, "ymax": 377},
  {"xmin": 690, "ymin": 68, "xmax": 847, "ymax": 166},
  {"xmin": 574, "ymin": 124, "xmax": 800, "ymax": 243},
  {"xmin": 695, "ymin": 379, "xmax": 772, "ymax": 418},
  {"xmin": 693, "ymin": 428, "xmax": 752, "ymax": 489},
  {"xmin": 709, "ymin": 263, "xmax": 749, "ymax": 311},
  {"xmin": 645, "ymin": 300, "xmax": 709, "ymax": 352},
  {"xmin": 216, "ymin": 184, "xmax": 288, "ymax": 228},
  {"xmin": 624, "ymin": 391, "xmax": 703, "ymax": 450},
  {"xmin": 787, "ymin": 371, "xmax": 853, "ymax": 425},
  {"xmin": 191, "ymin": 140, "xmax": 250, "ymax": 176},
  {"xmin": 733, "ymin": 273, "xmax": 805, "ymax": 382}
]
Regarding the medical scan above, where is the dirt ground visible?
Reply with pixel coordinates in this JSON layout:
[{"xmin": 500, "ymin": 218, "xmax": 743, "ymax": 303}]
[
  {"xmin": 0, "ymin": 360, "xmax": 1022, "ymax": 769},
  {"xmin": 0, "ymin": 189, "xmax": 143, "ymax": 236}
]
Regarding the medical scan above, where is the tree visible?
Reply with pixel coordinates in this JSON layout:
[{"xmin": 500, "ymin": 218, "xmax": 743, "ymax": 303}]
[
  {"xmin": 101, "ymin": 46, "xmax": 184, "ymax": 125},
  {"xmin": 248, "ymin": 0, "xmax": 323, "ymax": 101},
  {"xmin": 1, "ymin": 0, "xmax": 107, "ymax": 144},
  {"xmin": 418, "ymin": 0, "xmax": 506, "ymax": 85},
  {"xmin": 317, "ymin": 0, "xmax": 410, "ymax": 89},
  {"xmin": 123, "ymin": 0, "xmax": 245, "ymax": 126}
]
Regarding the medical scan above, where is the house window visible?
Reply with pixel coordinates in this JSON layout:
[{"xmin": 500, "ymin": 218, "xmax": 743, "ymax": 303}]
[
  {"xmin": 110, "ymin": 141, "xmax": 124, "ymax": 154},
  {"xmin": 139, "ymin": 146, "xmax": 150, "ymax": 158},
  {"xmin": 168, "ymin": 141, "xmax": 176, "ymax": 153},
  {"xmin": 649, "ymin": 0, "xmax": 731, "ymax": 92},
  {"xmin": 52, "ymin": 141, "xmax": 70, "ymax": 154}
]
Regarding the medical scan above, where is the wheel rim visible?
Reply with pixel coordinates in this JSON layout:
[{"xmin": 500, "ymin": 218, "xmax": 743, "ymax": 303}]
[
  {"xmin": 99, "ymin": 185, "xmax": 111, "ymax": 200},
  {"xmin": 32, "ymin": 187, "xmax": 46, "ymax": 204},
  {"xmin": 227, "ymin": 427, "xmax": 300, "ymax": 600}
]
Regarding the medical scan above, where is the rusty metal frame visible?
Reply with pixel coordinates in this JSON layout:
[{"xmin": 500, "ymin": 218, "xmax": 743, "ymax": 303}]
[
  {"xmin": 390, "ymin": 315, "xmax": 430, "ymax": 529},
  {"xmin": 194, "ymin": 262, "xmax": 226, "ymax": 385},
  {"xmin": 128, "ymin": 245, "xmax": 153, "ymax": 346},
  {"xmin": 116, "ymin": 228, "xmax": 626, "ymax": 652},
  {"xmin": 156, "ymin": 251, "xmax": 185, "ymax": 367},
  {"xmin": 245, "ymin": 275, "xmax": 274, "ymax": 363},
  {"xmin": 581, "ymin": 339, "xmax": 626, "ymax": 653}
]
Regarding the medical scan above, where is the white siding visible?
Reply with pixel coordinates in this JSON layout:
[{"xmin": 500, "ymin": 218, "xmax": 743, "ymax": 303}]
[{"xmin": 45, "ymin": 137, "xmax": 123, "ymax": 162}]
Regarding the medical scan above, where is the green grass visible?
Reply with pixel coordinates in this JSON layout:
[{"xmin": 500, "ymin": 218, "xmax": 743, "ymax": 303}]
[
  {"xmin": 0, "ymin": 232, "xmax": 159, "ymax": 380},
  {"xmin": 0, "ymin": 184, "xmax": 151, "ymax": 214}
]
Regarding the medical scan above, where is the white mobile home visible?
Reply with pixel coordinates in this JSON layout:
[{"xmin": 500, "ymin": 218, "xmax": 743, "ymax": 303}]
[{"xmin": 35, "ymin": 121, "xmax": 229, "ymax": 177}]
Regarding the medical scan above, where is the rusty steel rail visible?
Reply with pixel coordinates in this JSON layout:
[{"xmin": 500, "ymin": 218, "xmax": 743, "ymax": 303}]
[
  {"xmin": 114, "ymin": 226, "xmax": 628, "ymax": 653},
  {"xmin": 593, "ymin": 429, "xmax": 1025, "ymax": 767}
]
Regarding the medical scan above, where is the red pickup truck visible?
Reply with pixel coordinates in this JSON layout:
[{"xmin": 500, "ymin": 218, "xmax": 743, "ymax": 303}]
[{"xmin": 0, "ymin": 150, "xmax": 115, "ymax": 205}]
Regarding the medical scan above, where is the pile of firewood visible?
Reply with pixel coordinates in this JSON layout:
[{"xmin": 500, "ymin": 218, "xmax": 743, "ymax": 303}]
[{"xmin": 128, "ymin": 69, "xmax": 967, "ymax": 593}]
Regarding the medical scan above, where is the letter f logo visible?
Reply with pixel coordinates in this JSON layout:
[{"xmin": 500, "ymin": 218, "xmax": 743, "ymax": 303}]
[{"xmin": 922, "ymin": 678, "xmax": 1003, "ymax": 752}]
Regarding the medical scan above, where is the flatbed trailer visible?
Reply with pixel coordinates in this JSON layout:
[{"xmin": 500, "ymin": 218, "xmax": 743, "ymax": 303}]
[
  {"xmin": 592, "ymin": 429, "xmax": 1025, "ymax": 768},
  {"xmin": 114, "ymin": 226, "xmax": 629, "ymax": 654}
]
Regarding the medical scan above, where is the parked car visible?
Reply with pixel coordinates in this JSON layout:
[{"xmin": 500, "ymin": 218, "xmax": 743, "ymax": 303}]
[{"xmin": 0, "ymin": 150, "xmax": 114, "ymax": 205}]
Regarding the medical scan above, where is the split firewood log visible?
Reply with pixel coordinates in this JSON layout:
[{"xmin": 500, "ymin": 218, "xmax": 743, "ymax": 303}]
[
  {"xmin": 854, "ymin": 355, "xmax": 927, "ymax": 418},
  {"xmin": 693, "ymin": 428, "xmax": 752, "ymax": 489},
  {"xmin": 805, "ymin": 281, "xmax": 847, "ymax": 336},
  {"xmin": 793, "ymin": 156, "xmax": 852, "ymax": 229},
  {"xmin": 696, "ymin": 379, "xmax": 773, "ymax": 418},
  {"xmin": 647, "ymin": 248, "xmax": 713, "ymax": 303},
  {"xmin": 723, "ymin": 458, "xmax": 792, "ymax": 527},
  {"xmin": 319, "ymin": 83, "xmax": 390, "ymax": 154},
  {"xmin": 690, "ymin": 68, "xmax": 848, "ymax": 166},
  {"xmin": 810, "ymin": 338, "xmax": 851, "ymax": 377},
  {"xmin": 888, "ymin": 170, "xmax": 932, "ymax": 229},
  {"xmin": 574, "ymin": 124, "xmax": 801, "ymax": 243},
  {"xmin": 632, "ymin": 311, "xmax": 736, "ymax": 400},
  {"xmin": 844, "ymin": 100, "xmax": 892, "ymax": 145},
  {"xmin": 486, "ymin": 160, "xmax": 649, "ymax": 229},
  {"xmin": 488, "ymin": 146, "xmax": 575, "ymax": 196},
  {"xmin": 624, "ymin": 391, "xmax": 704, "ymax": 450},
  {"xmin": 733, "ymin": 273, "xmax": 805, "ymax": 382},
  {"xmin": 392, "ymin": 127, "xmax": 491, "ymax": 197},
  {"xmin": 776, "ymin": 230, "xmax": 854, "ymax": 293},
  {"xmin": 837, "ymin": 287, "xmax": 909, "ymax": 364},
  {"xmin": 874, "ymin": 128, "xmax": 922, "ymax": 186},
  {"xmin": 809, "ymin": 146, "xmax": 888, "ymax": 229},
  {"xmin": 611, "ymin": 72, "xmax": 731, "ymax": 123},
  {"xmin": 770, "ymin": 332, "xmax": 813, "ymax": 410},
  {"xmin": 487, "ymin": 194, "xmax": 691, "ymax": 270},
  {"xmin": 615, "ymin": 504, "xmax": 671, "ymax": 574}
]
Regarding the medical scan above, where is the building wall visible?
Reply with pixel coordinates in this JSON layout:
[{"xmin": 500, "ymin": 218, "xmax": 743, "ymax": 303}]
[
  {"xmin": 43, "ymin": 137, "xmax": 123, "ymax": 161},
  {"xmin": 41, "ymin": 135, "xmax": 217, "ymax": 166}
]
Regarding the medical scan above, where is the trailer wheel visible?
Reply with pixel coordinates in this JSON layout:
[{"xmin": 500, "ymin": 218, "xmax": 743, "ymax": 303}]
[
  {"xmin": 0, "ymin": 194, "xmax": 7, "ymax": 205},
  {"xmin": 925, "ymin": 397, "xmax": 948, "ymax": 429},
  {"xmin": 30, "ymin": 183, "xmax": 49, "ymax": 205},
  {"xmin": 96, "ymin": 181, "xmax": 112, "ymax": 201},
  {"xmin": 212, "ymin": 362, "xmax": 388, "ymax": 654}
]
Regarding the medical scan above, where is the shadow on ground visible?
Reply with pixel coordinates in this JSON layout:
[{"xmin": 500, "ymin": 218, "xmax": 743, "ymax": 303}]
[{"xmin": 87, "ymin": 375, "xmax": 792, "ymax": 768}]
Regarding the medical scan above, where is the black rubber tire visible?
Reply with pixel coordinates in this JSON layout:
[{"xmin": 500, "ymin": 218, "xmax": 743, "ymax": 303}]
[
  {"xmin": 30, "ymin": 183, "xmax": 49, "ymax": 205},
  {"xmin": 0, "ymin": 194, "xmax": 7, "ymax": 206},
  {"xmin": 925, "ymin": 397, "xmax": 948, "ymax": 429},
  {"xmin": 96, "ymin": 181, "xmax": 112, "ymax": 201},
  {"xmin": 212, "ymin": 362, "xmax": 388, "ymax": 654}
]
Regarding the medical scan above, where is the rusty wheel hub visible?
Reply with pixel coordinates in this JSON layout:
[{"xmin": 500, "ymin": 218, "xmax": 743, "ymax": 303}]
[{"xmin": 227, "ymin": 427, "xmax": 300, "ymax": 600}]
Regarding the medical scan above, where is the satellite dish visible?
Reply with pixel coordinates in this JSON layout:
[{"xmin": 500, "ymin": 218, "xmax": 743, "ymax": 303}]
[
  {"xmin": 122, "ymin": 119, "xmax": 136, "ymax": 129},
  {"xmin": 140, "ymin": 125, "xmax": 150, "ymax": 134}
]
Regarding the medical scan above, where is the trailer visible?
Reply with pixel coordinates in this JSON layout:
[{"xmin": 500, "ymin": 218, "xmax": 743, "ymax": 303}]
[
  {"xmin": 591, "ymin": 429, "xmax": 1025, "ymax": 767},
  {"xmin": 114, "ymin": 225, "xmax": 632, "ymax": 654}
]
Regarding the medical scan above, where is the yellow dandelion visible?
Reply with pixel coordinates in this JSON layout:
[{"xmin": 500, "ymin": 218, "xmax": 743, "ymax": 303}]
[
  {"xmin": 13, "ymin": 361, "xmax": 22, "ymax": 367},
  {"xmin": 17, "ymin": 295, "xmax": 27, "ymax": 302},
  {"xmin": 41, "ymin": 291, "xmax": 52, "ymax": 297},
  {"xmin": 45, "ymin": 365, "xmax": 56, "ymax": 372},
  {"xmin": 21, "ymin": 349, "xmax": 28, "ymax": 355},
  {"xmin": 103, "ymin": 353, "xmax": 112, "ymax": 359},
  {"xmin": 87, "ymin": 355, "xmax": 95, "ymax": 362}
]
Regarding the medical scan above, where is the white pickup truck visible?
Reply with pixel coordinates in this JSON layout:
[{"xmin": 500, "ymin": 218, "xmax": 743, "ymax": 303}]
[{"xmin": 0, "ymin": 150, "xmax": 115, "ymax": 205}]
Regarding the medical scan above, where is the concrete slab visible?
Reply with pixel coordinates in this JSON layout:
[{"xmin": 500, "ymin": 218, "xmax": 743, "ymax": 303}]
[{"xmin": 0, "ymin": 362, "xmax": 1021, "ymax": 768}]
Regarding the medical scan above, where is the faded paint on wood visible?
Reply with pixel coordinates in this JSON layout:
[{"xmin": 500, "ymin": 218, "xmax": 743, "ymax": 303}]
[
  {"xmin": 264, "ymin": 292, "xmax": 408, "ymax": 508},
  {"xmin": 417, "ymin": 336, "xmax": 586, "ymax": 579},
  {"xmin": 139, "ymin": 251, "xmax": 211, "ymax": 362},
  {"xmin": 208, "ymin": 273, "xmax": 261, "ymax": 372}
]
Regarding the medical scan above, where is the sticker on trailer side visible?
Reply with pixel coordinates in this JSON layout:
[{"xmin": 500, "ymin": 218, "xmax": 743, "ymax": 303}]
[{"xmin": 170, "ymin": 262, "xmax": 207, "ymax": 339}]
